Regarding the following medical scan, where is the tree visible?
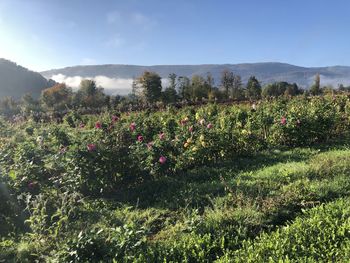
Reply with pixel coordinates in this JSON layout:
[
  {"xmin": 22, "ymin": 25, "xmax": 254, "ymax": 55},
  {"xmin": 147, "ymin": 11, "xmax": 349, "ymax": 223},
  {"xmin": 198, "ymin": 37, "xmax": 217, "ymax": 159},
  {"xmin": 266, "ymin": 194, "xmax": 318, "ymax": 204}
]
[
  {"xmin": 221, "ymin": 70, "xmax": 234, "ymax": 99},
  {"xmin": 262, "ymin": 82, "xmax": 303, "ymax": 98},
  {"xmin": 20, "ymin": 93, "xmax": 41, "ymax": 114},
  {"xmin": 74, "ymin": 80, "xmax": 105, "ymax": 108},
  {"xmin": 232, "ymin": 74, "xmax": 243, "ymax": 99},
  {"xmin": 168, "ymin": 73, "xmax": 177, "ymax": 90},
  {"xmin": 162, "ymin": 73, "xmax": 178, "ymax": 104},
  {"xmin": 191, "ymin": 75, "xmax": 210, "ymax": 101},
  {"xmin": 41, "ymin": 83, "xmax": 72, "ymax": 110},
  {"xmin": 0, "ymin": 97, "xmax": 19, "ymax": 116},
  {"xmin": 245, "ymin": 76, "xmax": 262, "ymax": 100},
  {"xmin": 310, "ymin": 73, "xmax": 321, "ymax": 95},
  {"xmin": 137, "ymin": 71, "xmax": 162, "ymax": 103},
  {"xmin": 285, "ymin": 83, "xmax": 303, "ymax": 96},
  {"xmin": 177, "ymin": 76, "xmax": 191, "ymax": 100}
]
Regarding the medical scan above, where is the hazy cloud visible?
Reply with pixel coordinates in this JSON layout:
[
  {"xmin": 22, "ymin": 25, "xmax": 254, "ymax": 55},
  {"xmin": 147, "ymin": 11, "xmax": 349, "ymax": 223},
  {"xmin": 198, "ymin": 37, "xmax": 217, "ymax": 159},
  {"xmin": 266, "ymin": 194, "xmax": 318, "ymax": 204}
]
[
  {"xmin": 51, "ymin": 74, "xmax": 133, "ymax": 95},
  {"xmin": 317, "ymin": 75, "xmax": 350, "ymax": 88},
  {"xmin": 51, "ymin": 74, "xmax": 171, "ymax": 95}
]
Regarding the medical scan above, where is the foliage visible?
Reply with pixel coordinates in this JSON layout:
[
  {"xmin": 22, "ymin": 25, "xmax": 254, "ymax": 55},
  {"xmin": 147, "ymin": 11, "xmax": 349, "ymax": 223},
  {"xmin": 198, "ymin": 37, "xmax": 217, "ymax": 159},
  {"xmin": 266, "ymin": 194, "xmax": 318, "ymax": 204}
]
[
  {"xmin": 245, "ymin": 76, "xmax": 262, "ymax": 100},
  {"xmin": 1, "ymin": 95, "xmax": 350, "ymax": 262}
]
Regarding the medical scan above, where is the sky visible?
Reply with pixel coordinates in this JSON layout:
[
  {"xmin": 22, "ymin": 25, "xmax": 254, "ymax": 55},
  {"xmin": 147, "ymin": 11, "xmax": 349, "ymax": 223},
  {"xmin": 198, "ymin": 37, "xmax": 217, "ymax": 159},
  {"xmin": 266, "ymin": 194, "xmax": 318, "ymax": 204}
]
[{"xmin": 0, "ymin": 0, "xmax": 349, "ymax": 72}]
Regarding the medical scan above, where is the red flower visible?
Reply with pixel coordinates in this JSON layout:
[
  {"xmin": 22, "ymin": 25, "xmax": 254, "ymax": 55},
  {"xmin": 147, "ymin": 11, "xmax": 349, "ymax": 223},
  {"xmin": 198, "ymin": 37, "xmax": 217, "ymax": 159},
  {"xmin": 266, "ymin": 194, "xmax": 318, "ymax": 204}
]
[
  {"xmin": 87, "ymin": 143, "xmax": 96, "ymax": 152},
  {"xmin": 189, "ymin": 126, "xmax": 194, "ymax": 133},
  {"xmin": 95, "ymin": 122, "xmax": 102, "ymax": 129},
  {"xmin": 137, "ymin": 135, "xmax": 143, "ymax": 142},
  {"xmin": 130, "ymin": 122, "xmax": 136, "ymax": 131},
  {"xmin": 280, "ymin": 117, "xmax": 287, "ymax": 125},
  {"xmin": 159, "ymin": 156, "xmax": 167, "ymax": 164},
  {"xmin": 207, "ymin": 123, "xmax": 213, "ymax": 129}
]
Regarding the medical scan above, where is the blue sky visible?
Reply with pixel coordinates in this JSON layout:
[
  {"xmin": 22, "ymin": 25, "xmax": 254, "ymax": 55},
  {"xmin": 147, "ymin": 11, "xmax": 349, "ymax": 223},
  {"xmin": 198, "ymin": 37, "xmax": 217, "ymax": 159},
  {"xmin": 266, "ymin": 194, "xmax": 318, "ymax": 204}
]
[{"xmin": 0, "ymin": 0, "xmax": 349, "ymax": 71}]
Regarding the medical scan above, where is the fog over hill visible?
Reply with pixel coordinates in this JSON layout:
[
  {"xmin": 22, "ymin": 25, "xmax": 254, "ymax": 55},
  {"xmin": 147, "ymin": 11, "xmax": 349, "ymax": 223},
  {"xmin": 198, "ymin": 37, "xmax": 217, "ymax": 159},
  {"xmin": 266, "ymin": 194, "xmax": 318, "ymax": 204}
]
[
  {"xmin": 1, "ymin": 59, "xmax": 350, "ymax": 98},
  {"xmin": 41, "ymin": 62, "xmax": 350, "ymax": 95}
]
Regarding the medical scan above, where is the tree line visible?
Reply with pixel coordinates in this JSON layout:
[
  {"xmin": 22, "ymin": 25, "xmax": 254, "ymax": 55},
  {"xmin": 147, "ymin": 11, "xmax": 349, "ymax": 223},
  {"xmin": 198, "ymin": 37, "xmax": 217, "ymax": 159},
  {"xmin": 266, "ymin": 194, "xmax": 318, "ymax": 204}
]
[{"xmin": 0, "ymin": 70, "xmax": 348, "ymax": 117}]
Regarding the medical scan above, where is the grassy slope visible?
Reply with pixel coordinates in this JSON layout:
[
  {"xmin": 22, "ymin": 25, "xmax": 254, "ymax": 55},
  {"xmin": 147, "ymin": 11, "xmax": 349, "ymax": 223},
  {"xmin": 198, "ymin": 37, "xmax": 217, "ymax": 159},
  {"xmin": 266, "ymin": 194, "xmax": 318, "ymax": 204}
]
[{"xmin": 2, "ymin": 144, "xmax": 350, "ymax": 262}]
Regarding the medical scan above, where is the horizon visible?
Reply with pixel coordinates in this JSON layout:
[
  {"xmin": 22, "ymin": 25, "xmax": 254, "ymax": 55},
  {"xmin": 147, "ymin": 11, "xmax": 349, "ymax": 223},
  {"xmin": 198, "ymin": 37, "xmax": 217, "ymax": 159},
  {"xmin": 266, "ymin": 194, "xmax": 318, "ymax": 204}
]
[
  {"xmin": 3, "ymin": 58, "xmax": 350, "ymax": 73},
  {"xmin": 1, "ymin": 0, "xmax": 350, "ymax": 71}
]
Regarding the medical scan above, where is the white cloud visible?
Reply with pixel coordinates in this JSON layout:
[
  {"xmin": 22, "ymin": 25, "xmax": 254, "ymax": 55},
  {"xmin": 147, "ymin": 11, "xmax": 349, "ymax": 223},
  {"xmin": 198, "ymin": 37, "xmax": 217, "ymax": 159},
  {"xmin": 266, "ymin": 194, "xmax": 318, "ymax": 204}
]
[
  {"xmin": 51, "ymin": 74, "xmax": 134, "ymax": 95},
  {"xmin": 50, "ymin": 74, "xmax": 171, "ymax": 95}
]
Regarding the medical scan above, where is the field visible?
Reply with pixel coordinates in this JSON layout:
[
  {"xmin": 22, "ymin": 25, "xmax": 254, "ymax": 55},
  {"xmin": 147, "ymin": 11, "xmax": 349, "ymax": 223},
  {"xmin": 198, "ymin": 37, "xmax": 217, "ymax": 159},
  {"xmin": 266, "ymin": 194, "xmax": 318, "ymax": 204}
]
[{"xmin": 1, "ymin": 95, "xmax": 350, "ymax": 262}]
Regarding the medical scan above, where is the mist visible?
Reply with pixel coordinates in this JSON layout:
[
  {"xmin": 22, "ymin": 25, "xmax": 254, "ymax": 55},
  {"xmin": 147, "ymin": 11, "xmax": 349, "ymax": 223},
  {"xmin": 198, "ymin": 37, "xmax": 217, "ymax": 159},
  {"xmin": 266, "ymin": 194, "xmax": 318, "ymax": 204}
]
[{"xmin": 51, "ymin": 74, "xmax": 171, "ymax": 95}]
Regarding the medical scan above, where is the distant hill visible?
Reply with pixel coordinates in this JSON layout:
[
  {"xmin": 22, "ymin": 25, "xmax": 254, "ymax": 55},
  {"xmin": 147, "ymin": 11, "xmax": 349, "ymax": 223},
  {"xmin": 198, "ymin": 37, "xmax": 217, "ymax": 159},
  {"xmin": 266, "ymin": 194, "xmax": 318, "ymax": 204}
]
[
  {"xmin": 0, "ymin": 59, "xmax": 55, "ymax": 99},
  {"xmin": 41, "ymin": 62, "xmax": 350, "ymax": 95}
]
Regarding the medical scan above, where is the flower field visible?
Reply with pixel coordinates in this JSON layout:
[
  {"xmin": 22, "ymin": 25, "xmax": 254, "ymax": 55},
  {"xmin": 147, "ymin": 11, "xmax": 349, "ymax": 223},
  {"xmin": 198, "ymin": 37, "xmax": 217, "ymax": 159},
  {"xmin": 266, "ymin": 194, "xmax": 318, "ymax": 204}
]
[{"xmin": 1, "ymin": 95, "xmax": 350, "ymax": 262}]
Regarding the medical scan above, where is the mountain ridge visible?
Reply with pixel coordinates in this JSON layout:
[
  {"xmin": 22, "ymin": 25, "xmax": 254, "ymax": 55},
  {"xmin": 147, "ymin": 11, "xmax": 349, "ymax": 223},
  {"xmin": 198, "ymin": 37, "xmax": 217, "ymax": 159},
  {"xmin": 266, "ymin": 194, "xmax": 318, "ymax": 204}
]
[
  {"xmin": 41, "ymin": 62, "xmax": 350, "ymax": 95},
  {"xmin": 0, "ymin": 58, "xmax": 55, "ymax": 99}
]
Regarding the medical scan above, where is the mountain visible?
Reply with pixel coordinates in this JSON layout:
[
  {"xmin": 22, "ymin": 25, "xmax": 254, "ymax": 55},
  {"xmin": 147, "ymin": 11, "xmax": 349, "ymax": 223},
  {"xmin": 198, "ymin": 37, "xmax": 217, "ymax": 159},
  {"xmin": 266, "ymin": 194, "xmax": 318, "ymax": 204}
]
[
  {"xmin": 41, "ymin": 62, "xmax": 350, "ymax": 95},
  {"xmin": 0, "ymin": 59, "xmax": 55, "ymax": 99}
]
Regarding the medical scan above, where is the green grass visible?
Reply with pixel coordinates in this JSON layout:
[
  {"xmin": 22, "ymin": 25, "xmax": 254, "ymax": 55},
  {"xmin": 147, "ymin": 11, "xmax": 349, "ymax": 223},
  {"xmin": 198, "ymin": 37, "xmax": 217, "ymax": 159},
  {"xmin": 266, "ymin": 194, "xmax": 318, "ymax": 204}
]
[{"xmin": 2, "ymin": 144, "xmax": 350, "ymax": 262}]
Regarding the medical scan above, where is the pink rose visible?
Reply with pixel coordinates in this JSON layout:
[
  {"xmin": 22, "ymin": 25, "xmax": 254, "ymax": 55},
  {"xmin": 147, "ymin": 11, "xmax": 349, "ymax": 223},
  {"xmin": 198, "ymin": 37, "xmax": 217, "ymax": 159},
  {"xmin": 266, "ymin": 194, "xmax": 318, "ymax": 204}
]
[
  {"xmin": 137, "ymin": 135, "xmax": 143, "ymax": 142},
  {"xmin": 159, "ymin": 156, "xmax": 167, "ymax": 164},
  {"xmin": 280, "ymin": 117, "xmax": 287, "ymax": 125}
]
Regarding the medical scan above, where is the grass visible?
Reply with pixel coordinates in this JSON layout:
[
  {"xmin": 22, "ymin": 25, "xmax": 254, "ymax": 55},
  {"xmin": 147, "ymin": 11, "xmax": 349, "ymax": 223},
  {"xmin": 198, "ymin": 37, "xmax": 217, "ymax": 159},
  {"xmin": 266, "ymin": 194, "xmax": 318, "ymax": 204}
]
[{"xmin": 2, "ymin": 142, "xmax": 350, "ymax": 262}]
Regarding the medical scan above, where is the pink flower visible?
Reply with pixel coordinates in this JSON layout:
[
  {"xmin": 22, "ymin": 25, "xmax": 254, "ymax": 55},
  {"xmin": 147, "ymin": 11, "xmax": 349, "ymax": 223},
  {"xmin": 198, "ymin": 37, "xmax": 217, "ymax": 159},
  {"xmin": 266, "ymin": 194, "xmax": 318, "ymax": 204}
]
[
  {"xmin": 79, "ymin": 122, "xmax": 85, "ymax": 128},
  {"xmin": 159, "ymin": 132, "xmax": 165, "ymax": 140},
  {"xmin": 112, "ymin": 115, "xmax": 119, "ymax": 122},
  {"xmin": 159, "ymin": 156, "xmax": 167, "ymax": 164},
  {"xmin": 95, "ymin": 122, "xmax": 102, "ymax": 129},
  {"xmin": 189, "ymin": 126, "xmax": 194, "ymax": 133},
  {"xmin": 87, "ymin": 143, "xmax": 96, "ymax": 152},
  {"xmin": 130, "ymin": 122, "xmax": 136, "ymax": 132},
  {"xmin": 207, "ymin": 123, "xmax": 213, "ymax": 129},
  {"xmin": 147, "ymin": 141, "xmax": 154, "ymax": 150},
  {"xmin": 137, "ymin": 135, "xmax": 143, "ymax": 142},
  {"xmin": 199, "ymin": 119, "xmax": 206, "ymax": 125},
  {"xmin": 280, "ymin": 117, "xmax": 287, "ymax": 125}
]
